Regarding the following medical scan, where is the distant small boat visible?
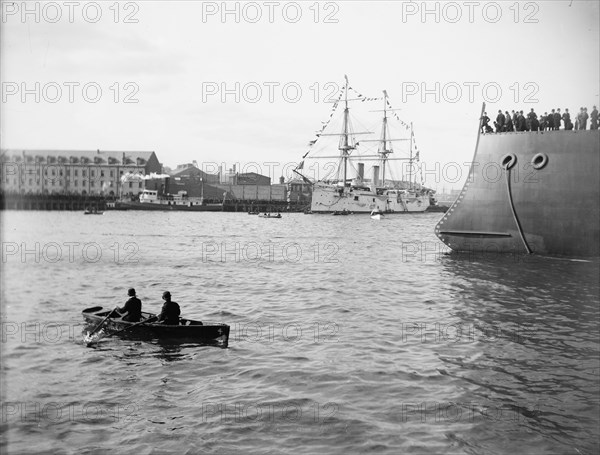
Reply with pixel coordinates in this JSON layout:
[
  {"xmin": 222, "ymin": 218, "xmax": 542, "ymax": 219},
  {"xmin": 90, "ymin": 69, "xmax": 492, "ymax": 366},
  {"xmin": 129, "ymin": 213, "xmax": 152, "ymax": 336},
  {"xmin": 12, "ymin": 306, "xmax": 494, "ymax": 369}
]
[
  {"xmin": 259, "ymin": 213, "xmax": 282, "ymax": 218},
  {"xmin": 84, "ymin": 210, "xmax": 104, "ymax": 215},
  {"xmin": 370, "ymin": 210, "xmax": 384, "ymax": 220},
  {"xmin": 332, "ymin": 210, "xmax": 350, "ymax": 216}
]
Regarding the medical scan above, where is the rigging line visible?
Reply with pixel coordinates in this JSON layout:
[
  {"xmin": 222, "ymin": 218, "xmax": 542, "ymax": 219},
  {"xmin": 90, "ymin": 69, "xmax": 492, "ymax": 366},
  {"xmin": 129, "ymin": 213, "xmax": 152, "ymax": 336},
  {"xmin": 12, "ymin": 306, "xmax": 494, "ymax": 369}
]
[{"xmin": 505, "ymin": 168, "xmax": 532, "ymax": 254}]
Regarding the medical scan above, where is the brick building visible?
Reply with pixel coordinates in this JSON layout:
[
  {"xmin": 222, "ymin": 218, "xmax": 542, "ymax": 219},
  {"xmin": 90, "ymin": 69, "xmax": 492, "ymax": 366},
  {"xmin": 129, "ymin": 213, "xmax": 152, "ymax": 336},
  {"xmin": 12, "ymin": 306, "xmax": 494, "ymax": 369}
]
[{"xmin": 0, "ymin": 149, "xmax": 161, "ymax": 197}]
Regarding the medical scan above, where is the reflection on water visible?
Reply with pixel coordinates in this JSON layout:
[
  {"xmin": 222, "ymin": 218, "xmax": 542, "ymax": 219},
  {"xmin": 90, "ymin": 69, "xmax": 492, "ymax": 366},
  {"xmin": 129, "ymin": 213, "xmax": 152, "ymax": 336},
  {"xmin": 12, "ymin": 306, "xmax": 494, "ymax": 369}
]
[{"xmin": 1, "ymin": 211, "xmax": 598, "ymax": 454}]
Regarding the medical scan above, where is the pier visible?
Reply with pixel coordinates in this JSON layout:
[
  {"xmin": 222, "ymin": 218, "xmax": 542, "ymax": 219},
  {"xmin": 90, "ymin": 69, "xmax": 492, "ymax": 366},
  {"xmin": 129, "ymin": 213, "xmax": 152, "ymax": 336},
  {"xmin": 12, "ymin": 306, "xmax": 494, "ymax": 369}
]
[{"xmin": 0, "ymin": 192, "xmax": 309, "ymax": 213}]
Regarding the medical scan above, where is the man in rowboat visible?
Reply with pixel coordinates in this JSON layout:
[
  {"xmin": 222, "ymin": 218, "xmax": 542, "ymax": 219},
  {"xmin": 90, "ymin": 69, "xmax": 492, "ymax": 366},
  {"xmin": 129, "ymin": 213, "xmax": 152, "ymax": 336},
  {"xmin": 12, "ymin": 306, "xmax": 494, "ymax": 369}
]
[
  {"xmin": 111, "ymin": 288, "xmax": 142, "ymax": 322},
  {"xmin": 157, "ymin": 291, "xmax": 181, "ymax": 325}
]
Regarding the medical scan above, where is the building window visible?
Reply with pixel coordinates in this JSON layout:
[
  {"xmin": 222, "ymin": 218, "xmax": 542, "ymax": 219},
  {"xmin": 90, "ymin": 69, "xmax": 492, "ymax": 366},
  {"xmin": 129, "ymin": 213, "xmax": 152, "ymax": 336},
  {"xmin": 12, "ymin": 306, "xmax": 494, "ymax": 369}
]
[
  {"xmin": 66, "ymin": 169, "xmax": 70, "ymax": 176},
  {"xmin": 91, "ymin": 170, "xmax": 95, "ymax": 177},
  {"xmin": 129, "ymin": 182, "xmax": 132, "ymax": 188},
  {"xmin": 91, "ymin": 181, "xmax": 95, "ymax": 187},
  {"xmin": 75, "ymin": 169, "xmax": 78, "ymax": 176},
  {"xmin": 110, "ymin": 170, "xmax": 114, "ymax": 177},
  {"xmin": 101, "ymin": 170, "xmax": 105, "ymax": 177},
  {"xmin": 82, "ymin": 170, "xmax": 86, "ymax": 177}
]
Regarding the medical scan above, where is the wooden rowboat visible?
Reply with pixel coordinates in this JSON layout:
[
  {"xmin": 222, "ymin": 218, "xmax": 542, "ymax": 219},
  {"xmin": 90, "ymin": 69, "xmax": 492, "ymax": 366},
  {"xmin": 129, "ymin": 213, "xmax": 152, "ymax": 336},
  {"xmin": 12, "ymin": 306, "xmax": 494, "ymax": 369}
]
[{"xmin": 82, "ymin": 306, "xmax": 229, "ymax": 346}]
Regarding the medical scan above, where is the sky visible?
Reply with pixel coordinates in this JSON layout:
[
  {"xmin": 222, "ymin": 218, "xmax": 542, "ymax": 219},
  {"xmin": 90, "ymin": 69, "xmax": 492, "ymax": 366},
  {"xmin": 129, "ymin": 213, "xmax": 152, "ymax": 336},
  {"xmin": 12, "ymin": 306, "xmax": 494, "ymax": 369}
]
[{"xmin": 1, "ymin": 0, "xmax": 598, "ymax": 191}]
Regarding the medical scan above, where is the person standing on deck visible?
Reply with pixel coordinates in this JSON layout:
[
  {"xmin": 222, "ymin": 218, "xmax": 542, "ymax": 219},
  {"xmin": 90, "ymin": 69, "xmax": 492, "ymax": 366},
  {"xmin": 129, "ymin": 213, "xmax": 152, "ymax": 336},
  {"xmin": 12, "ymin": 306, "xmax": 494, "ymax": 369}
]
[
  {"xmin": 540, "ymin": 113, "xmax": 547, "ymax": 131},
  {"xmin": 504, "ymin": 111, "xmax": 514, "ymax": 132},
  {"xmin": 581, "ymin": 107, "xmax": 589, "ymax": 130},
  {"xmin": 577, "ymin": 107, "xmax": 584, "ymax": 130},
  {"xmin": 562, "ymin": 109, "xmax": 572, "ymax": 130},
  {"xmin": 591, "ymin": 106, "xmax": 599, "ymax": 130},
  {"xmin": 496, "ymin": 110, "xmax": 505, "ymax": 132},
  {"xmin": 517, "ymin": 111, "xmax": 527, "ymax": 131},
  {"xmin": 480, "ymin": 112, "xmax": 491, "ymax": 133},
  {"xmin": 112, "ymin": 288, "xmax": 142, "ymax": 322},
  {"xmin": 553, "ymin": 109, "xmax": 562, "ymax": 130},
  {"xmin": 157, "ymin": 291, "xmax": 181, "ymax": 325},
  {"xmin": 527, "ymin": 108, "xmax": 538, "ymax": 131}
]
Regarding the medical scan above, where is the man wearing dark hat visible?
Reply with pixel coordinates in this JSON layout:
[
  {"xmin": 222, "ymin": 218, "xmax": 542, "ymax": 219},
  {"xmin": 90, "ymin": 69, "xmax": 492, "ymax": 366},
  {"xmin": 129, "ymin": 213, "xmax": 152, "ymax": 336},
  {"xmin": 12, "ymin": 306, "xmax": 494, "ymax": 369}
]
[
  {"xmin": 517, "ymin": 110, "xmax": 526, "ymax": 132},
  {"xmin": 480, "ymin": 112, "xmax": 491, "ymax": 134},
  {"xmin": 553, "ymin": 108, "xmax": 562, "ymax": 130},
  {"xmin": 495, "ymin": 110, "xmax": 505, "ymax": 133},
  {"xmin": 157, "ymin": 291, "xmax": 181, "ymax": 325},
  {"xmin": 113, "ymin": 288, "xmax": 142, "ymax": 322},
  {"xmin": 527, "ymin": 108, "xmax": 538, "ymax": 131},
  {"xmin": 547, "ymin": 109, "xmax": 555, "ymax": 130}
]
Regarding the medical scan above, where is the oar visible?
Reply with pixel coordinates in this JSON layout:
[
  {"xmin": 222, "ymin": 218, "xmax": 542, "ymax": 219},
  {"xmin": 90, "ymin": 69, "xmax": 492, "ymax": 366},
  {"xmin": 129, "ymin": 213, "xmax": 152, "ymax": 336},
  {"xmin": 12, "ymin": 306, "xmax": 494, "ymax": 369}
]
[
  {"xmin": 86, "ymin": 307, "xmax": 117, "ymax": 338},
  {"xmin": 99, "ymin": 316, "xmax": 158, "ymax": 341}
]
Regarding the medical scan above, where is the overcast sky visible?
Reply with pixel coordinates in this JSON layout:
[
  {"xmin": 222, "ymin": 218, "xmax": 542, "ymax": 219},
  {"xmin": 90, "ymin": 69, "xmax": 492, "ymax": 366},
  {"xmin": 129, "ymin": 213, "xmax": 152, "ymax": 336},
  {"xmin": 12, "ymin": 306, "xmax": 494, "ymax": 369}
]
[{"xmin": 2, "ymin": 0, "xmax": 598, "ymax": 190}]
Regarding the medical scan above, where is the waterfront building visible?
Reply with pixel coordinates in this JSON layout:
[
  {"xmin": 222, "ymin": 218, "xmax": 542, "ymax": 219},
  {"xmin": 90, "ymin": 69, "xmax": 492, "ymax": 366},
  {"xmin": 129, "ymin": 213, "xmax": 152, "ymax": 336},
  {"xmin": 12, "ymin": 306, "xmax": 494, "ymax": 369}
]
[
  {"xmin": 0, "ymin": 149, "xmax": 161, "ymax": 197},
  {"xmin": 233, "ymin": 172, "xmax": 271, "ymax": 186},
  {"xmin": 170, "ymin": 164, "xmax": 220, "ymax": 185},
  {"xmin": 287, "ymin": 178, "xmax": 312, "ymax": 205}
]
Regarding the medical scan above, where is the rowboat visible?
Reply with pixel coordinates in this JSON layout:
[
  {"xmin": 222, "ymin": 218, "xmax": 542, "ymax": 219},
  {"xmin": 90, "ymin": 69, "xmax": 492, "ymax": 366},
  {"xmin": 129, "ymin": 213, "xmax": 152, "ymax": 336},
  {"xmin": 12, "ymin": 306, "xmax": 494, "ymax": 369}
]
[{"xmin": 82, "ymin": 306, "xmax": 230, "ymax": 346}]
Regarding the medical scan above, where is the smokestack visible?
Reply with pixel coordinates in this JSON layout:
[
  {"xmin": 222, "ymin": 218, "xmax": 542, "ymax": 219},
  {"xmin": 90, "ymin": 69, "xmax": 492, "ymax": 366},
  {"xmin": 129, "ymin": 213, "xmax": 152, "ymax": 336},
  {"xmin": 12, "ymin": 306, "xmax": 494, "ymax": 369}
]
[
  {"xmin": 358, "ymin": 163, "xmax": 364, "ymax": 180},
  {"xmin": 373, "ymin": 166, "xmax": 380, "ymax": 186}
]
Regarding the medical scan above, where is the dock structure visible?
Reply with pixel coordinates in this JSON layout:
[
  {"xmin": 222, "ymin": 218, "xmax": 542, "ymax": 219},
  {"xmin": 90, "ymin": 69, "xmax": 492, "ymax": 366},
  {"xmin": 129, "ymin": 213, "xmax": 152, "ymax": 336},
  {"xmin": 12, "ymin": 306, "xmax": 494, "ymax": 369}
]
[{"xmin": 0, "ymin": 192, "xmax": 309, "ymax": 213}]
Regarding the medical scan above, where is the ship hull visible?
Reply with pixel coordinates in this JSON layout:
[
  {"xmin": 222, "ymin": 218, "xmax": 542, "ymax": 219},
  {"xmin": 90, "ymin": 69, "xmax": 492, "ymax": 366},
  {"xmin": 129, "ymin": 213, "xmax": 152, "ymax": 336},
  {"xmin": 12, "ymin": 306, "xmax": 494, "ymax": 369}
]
[
  {"xmin": 435, "ymin": 130, "xmax": 600, "ymax": 257},
  {"xmin": 311, "ymin": 184, "xmax": 429, "ymax": 213}
]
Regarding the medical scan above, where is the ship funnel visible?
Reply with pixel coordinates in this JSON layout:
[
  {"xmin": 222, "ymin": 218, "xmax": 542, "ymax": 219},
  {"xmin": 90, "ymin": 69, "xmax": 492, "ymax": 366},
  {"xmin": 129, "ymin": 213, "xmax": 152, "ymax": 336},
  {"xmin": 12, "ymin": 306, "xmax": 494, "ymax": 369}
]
[
  {"xmin": 358, "ymin": 163, "xmax": 364, "ymax": 180},
  {"xmin": 373, "ymin": 166, "xmax": 380, "ymax": 186}
]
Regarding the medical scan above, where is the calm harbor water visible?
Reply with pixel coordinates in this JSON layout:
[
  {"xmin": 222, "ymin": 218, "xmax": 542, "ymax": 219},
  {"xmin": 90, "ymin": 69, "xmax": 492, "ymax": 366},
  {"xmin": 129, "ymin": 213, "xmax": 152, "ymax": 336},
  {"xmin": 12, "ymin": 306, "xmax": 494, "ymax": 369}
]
[{"xmin": 1, "ymin": 211, "xmax": 598, "ymax": 454}]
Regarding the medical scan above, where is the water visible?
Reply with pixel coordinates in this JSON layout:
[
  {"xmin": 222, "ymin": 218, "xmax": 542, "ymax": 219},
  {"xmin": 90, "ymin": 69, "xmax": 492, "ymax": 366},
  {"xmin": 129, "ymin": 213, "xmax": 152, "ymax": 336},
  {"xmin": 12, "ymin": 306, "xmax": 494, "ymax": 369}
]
[{"xmin": 1, "ymin": 211, "xmax": 598, "ymax": 454}]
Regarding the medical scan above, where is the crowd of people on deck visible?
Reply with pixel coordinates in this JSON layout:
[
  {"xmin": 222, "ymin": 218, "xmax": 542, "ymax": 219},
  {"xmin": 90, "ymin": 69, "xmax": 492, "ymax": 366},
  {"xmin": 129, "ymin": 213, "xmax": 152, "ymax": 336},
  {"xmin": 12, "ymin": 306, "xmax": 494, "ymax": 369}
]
[{"xmin": 480, "ymin": 105, "xmax": 599, "ymax": 134}]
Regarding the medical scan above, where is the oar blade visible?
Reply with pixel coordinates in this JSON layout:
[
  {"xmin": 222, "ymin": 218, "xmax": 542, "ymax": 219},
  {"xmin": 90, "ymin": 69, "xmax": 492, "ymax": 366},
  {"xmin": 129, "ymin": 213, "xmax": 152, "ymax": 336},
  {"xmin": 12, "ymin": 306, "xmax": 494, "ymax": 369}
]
[{"xmin": 83, "ymin": 328, "xmax": 106, "ymax": 346}]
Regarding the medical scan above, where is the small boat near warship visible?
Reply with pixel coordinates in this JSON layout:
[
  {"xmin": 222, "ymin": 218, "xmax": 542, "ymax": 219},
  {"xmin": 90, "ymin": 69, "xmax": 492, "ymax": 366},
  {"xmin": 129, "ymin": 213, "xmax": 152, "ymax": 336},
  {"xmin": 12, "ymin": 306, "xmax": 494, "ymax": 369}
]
[
  {"xmin": 294, "ymin": 76, "xmax": 433, "ymax": 214},
  {"xmin": 82, "ymin": 306, "xmax": 230, "ymax": 346},
  {"xmin": 370, "ymin": 209, "xmax": 384, "ymax": 220}
]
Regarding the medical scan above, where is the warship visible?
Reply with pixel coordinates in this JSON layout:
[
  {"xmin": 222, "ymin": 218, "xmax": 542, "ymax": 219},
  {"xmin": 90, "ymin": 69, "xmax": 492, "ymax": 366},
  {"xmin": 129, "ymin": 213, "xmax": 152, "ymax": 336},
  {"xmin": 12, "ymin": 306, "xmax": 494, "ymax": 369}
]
[
  {"xmin": 296, "ymin": 76, "xmax": 432, "ymax": 214},
  {"xmin": 435, "ymin": 104, "xmax": 599, "ymax": 257}
]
